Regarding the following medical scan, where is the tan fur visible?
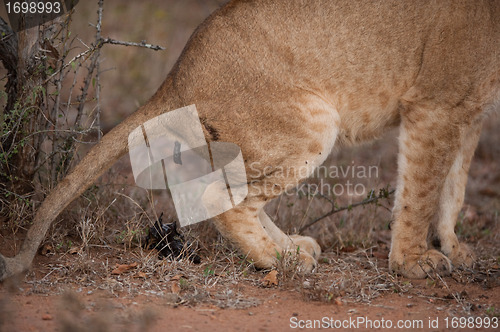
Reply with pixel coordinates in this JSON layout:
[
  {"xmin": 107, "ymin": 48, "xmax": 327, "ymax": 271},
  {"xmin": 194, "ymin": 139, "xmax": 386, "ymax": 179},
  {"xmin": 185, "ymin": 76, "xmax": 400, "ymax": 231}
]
[{"xmin": 1, "ymin": 0, "xmax": 500, "ymax": 280}]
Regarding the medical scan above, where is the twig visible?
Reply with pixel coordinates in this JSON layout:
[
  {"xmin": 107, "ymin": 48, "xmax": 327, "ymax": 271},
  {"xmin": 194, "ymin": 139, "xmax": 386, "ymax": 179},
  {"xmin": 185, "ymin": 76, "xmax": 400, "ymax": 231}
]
[
  {"xmin": 50, "ymin": 14, "xmax": 71, "ymax": 183},
  {"xmin": 299, "ymin": 188, "xmax": 395, "ymax": 234},
  {"xmin": 95, "ymin": 0, "xmax": 103, "ymax": 140},
  {"xmin": 42, "ymin": 36, "xmax": 164, "ymax": 86},
  {"xmin": 434, "ymin": 268, "xmax": 471, "ymax": 313},
  {"xmin": 100, "ymin": 37, "xmax": 165, "ymax": 51}
]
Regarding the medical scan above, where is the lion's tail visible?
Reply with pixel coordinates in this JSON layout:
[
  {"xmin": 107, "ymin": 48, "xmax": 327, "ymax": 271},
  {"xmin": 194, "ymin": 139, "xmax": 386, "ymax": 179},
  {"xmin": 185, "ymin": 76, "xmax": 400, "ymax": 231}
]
[{"xmin": 0, "ymin": 100, "xmax": 164, "ymax": 281}]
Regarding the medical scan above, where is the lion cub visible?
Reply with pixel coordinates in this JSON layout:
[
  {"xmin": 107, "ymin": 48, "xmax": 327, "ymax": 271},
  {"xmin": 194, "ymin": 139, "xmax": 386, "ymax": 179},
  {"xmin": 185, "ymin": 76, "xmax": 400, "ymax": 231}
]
[{"xmin": 1, "ymin": 0, "xmax": 499, "ymax": 280}]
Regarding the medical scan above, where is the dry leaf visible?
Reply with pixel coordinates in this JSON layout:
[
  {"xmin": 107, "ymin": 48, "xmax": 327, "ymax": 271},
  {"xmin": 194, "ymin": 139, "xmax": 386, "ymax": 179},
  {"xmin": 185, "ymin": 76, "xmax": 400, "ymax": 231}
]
[
  {"xmin": 341, "ymin": 246, "xmax": 356, "ymax": 253},
  {"xmin": 69, "ymin": 247, "xmax": 80, "ymax": 255},
  {"xmin": 111, "ymin": 262, "xmax": 138, "ymax": 275},
  {"xmin": 171, "ymin": 282, "xmax": 181, "ymax": 294},
  {"xmin": 261, "ymin": 270, "xmax": 279, "ymax": 287},
  {"xmin": 334, "ymin": 297, "xmax": 343, "ymax": 306},
  {"xmin": 134, "ymin": 271, "xmax": 147, "ymax": 279},
  {"xmin": 170, "ymin": 274, "xmax": 183, "ymax": 281}
]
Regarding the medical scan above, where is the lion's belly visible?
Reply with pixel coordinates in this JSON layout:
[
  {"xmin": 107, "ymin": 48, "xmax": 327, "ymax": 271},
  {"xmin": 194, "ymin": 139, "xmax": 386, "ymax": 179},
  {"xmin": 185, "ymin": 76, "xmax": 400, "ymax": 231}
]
[{"xmin": 333, "ymin": 91, "xmax": 402, "ymax": 147}]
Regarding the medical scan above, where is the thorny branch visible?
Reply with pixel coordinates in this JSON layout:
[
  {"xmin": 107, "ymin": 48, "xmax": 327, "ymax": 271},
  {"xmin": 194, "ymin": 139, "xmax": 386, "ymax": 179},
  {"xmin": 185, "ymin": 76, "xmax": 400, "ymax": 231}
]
[
  {"xmin": 299, "ymin": 187, "xmax": 395, "ymax": 234},
  {"xmin": 0, "ymin": 17, "xmax": 19, "ymax": 121},
  {"xmin": 100, "ymin": 38, "xmax": 165, "ymax": 51},
  {"xmin": 0, "ymin": 0, "xmax": 165, "ymax": 220},
  {"xmin": 74, "ymin": 0, "xmax": 165, "ymax": 139}
]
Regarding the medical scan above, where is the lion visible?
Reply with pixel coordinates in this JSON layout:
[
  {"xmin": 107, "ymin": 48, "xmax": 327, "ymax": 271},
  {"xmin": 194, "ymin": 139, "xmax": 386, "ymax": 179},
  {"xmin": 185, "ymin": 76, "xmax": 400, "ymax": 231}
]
[{"xmin": 1, "ymin": 0, "xmax": 499, "ymax": 281}]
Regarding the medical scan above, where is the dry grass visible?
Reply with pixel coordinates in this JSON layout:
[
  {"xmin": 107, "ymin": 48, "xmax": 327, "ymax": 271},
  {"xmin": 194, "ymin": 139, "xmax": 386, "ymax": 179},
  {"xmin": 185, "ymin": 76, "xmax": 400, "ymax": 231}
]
[
  {"xmin": 0, "ymin": 2, "xmax": 499, "ymax": 330},
  {"xmin": 10, "ymin": 111, "xmax": 492, "ymax": 320}
]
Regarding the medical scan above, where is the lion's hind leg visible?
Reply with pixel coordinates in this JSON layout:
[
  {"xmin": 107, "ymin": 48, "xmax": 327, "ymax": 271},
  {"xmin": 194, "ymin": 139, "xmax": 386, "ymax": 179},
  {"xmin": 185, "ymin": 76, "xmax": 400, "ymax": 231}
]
[
  {"xmin": 390, "ymin": 104, "xmax": 461, "ymax": 278},
  {"xmin": 434, "ymin": 118, "xmax": 482, "ymax": 268}
]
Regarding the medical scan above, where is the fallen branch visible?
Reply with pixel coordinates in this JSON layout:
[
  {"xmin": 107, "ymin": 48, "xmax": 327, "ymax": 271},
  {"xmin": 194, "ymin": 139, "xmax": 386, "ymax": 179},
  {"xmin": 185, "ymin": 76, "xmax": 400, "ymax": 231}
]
[{"xmin": 299, "ymin": 187, "xmax": 395, "ymax": 234}]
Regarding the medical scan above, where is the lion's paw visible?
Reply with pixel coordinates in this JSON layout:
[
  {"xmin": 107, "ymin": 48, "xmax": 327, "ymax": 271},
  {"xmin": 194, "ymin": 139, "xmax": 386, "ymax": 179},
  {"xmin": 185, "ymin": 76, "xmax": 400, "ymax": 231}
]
[
  {"xmin": 447, "ymin": 243, "xmax": 475, "ymax": 269},
  {"xmin": 389, "ymin": 249, "xmax": 452, "ymax": 278},
  {"xmin": 295, "ymin": 251, "xmax": 317, "ymax": 273},
  {"xmin": 289, "ymin": 235, "xmax": 321, "ymax": 259}
]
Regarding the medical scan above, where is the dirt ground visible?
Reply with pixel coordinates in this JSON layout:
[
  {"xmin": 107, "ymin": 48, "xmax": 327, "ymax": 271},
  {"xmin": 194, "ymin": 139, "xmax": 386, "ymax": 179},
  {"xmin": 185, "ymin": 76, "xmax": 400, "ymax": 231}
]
[
  {"xmin": 0, "ymin": 234, "xmax": 499, "ymax": 332},
  {"xmin": 1, "ymin": 282, "xmax": 499, "ymax": 332},
  {"xmin": 1, "ymin": 1, "xmax": 500, "ymax": 331}
]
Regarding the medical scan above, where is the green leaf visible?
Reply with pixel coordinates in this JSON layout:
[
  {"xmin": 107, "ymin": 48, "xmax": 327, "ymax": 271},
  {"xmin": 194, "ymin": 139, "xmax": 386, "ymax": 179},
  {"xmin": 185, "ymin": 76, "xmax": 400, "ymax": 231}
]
[{"xmin": 203, "ymin": 266, "xmax": 215, "ymax": 276}]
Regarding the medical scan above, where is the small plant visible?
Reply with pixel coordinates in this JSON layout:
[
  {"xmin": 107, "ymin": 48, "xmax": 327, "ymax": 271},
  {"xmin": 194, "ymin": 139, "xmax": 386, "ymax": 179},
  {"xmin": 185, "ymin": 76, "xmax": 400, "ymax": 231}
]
[
  {"xmin": 203, "ymin": 265, "xmax": 215, "ymax": 277},
  {"xmin": 275, "ymin": 249, "xmax": 282, "ymax": 261},
  {"xmin": 486, "ymin": 306, "xmax": 499, "ymax": 318},
  {"xmin": 179, "ymin": 277, "xmax": 189, "ymax": 289},
  {"xmin": 274, "ymin": 248, "xmax": 303, "ymax": 283},
  {"xmin": 78, "ymin": 217, "xmax": 96, "ymax": 253},
  {"xmin": 56, "ymin": 240, "xmax": 73, "ymax": 251}
]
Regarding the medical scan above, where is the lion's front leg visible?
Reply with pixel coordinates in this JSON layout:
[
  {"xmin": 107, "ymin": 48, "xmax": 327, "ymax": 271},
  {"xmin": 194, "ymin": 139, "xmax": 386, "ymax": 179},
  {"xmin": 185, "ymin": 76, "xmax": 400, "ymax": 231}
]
[
  {"xmin": 389, "ymin": 104, "xmax": 477, "ymax": 278},
  {"xmin": 258, "ymin": 208, "xmax": 321, "ymax": 261},
  {"xmin": 212, "ymin": 199, "xmax": 318, "ymax": 273}
]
